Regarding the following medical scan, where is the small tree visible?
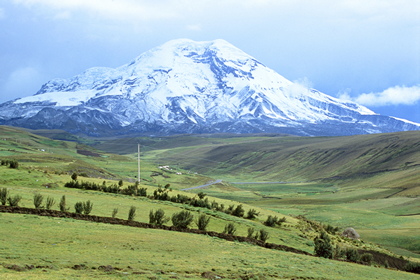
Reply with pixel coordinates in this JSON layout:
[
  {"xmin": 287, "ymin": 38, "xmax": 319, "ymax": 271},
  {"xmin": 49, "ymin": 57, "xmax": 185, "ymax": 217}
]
[
  {"xmin": 264, "ymin": 215, "xmax": 286, "ymax": 227},
  {"xmin": 59, "ymin": 195, "xmax": 68, "ymax": 212},
  {"xmin": 7, "ymin": 195, "xmax": 22, "ymax": 207},
  {"xmin": 223, "ymin": 223, "xmax": 237, "ymax": 235},
  {"xmin": 197, "ymin": 192, "xmax": 206, "ymax": 199},
  {"xmin": 246, "ymin": 208, "xmax": 260, "ymax": 219},
  {"xmin": 149, "ymin": 209, "xmax": 169, "ymax": 226},
  {"xmin": 195, "ymin": 214, "xmax": 210, "ymax": 231},
  {"xmin": 314, "ymin": 231, "xmax": 333, "ymax": 259},
  {"xmin": 33, "ymin": 193, "xmax": 44, "ymax": 209},
  {"xmin": 45, "ymin": 197, "xmax": 55, "ymax": 210},
  {"xmin": 71, "ymin": 172, "xmax": 78, "ymax": 181},
  {"xmin": 247, "ymin": 227, "xmax": 255, "ymax": 238},
  {"xmin": 128, "ymin": 206, "xmax": 136, "ymax": 221},
  {"xmin": 0, "ymin": 188, "xmax": 9, "ymax": 205},
  {"xmin": 264, "ymin": 215, "xmax": 278, "ymax": 227},
  {"xmin": 232, "ymin": 204, "xmax": 245, "ymax": 217},
  {"xmin": 171, "ymin": 210, "xmax": 194, "ymax": 229},
  {"xmin": 74, "ymin": 202, "xmax": 84, "ymax": 214},
  {"xmin": 259, "ymin": 229, "xmax": 270, "ymax": 242},
  {"xmin": 112, "ymin": 208, "xmax": 118, "ymax": 218},
  {"xmin": 118, "ymin": 179, "xmax": 123, "ymax": 188},
  {"xmin": 83, "ymin": 200, "xmax": 93, "ymax": 215}
]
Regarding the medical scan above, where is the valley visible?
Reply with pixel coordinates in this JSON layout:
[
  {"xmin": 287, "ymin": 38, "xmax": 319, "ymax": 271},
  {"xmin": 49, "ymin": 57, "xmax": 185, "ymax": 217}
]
[{"xmin": 0, "ymin": 125, "xmax": 419, "ymax": 279}]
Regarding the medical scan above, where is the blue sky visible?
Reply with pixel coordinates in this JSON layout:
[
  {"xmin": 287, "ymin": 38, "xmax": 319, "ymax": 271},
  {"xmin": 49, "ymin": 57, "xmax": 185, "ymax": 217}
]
[{"xmin": 1, "ymin": 0, "xmax": 419, "ymax": 123}]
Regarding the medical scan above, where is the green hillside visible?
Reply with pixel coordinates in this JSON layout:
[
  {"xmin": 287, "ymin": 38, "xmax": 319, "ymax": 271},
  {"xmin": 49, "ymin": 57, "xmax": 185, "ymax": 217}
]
[
  {"xmin": 0, "ymin": 125, "xmax": 419, "ymax": 279},
  {"xmin": 94, "ymin": 131, "xmax": 420, "ymax": 257}
]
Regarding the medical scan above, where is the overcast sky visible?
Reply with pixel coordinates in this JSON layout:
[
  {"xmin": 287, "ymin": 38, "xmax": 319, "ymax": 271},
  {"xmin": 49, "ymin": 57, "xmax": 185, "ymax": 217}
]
[{"xmin": 1, "ymin": 0, "xmax": 419, "ymax": 122}]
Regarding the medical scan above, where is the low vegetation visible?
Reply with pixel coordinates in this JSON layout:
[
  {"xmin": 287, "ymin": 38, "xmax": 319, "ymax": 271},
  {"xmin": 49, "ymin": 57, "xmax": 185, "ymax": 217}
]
[{"xmin": 0, "ymin": 126, "xmax": 419, "ymax": 279}]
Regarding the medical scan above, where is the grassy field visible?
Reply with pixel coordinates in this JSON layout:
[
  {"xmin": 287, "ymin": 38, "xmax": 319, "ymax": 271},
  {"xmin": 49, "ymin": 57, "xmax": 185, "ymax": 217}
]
[
  {"xmin": 196, "ymin": 180, "xmax": 420, "ymax": 257},
  {"xmin": 1, "ymin": 126, "xmax": 419, "ymax": 278},
  {"xmin": 120, "ymin": 131, "xmax": 420, "ymax": 258},
  {"xmin": 2, "ymin": 213, "xmax": 419, "ymax": 280}
]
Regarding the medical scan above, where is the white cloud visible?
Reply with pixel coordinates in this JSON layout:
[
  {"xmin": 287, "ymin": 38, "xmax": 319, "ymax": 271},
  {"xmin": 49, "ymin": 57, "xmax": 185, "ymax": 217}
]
[
  {"xmin": 15, "ymin": 0, "xmax": 417, "ymax": 23},
  {"xmin": 286, "ymin": 77, "xmax": 313, "ymax": 98},
  {"xmin": 339, "ymin": 85, "xmax": 420, "ymax": 106}
]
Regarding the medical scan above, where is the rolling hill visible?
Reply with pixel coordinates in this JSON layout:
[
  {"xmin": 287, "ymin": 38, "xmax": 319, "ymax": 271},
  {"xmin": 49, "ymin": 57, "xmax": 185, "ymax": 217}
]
[{"xmin": 0, "ymin": 125, "xmax": 419, "ymax": 279}]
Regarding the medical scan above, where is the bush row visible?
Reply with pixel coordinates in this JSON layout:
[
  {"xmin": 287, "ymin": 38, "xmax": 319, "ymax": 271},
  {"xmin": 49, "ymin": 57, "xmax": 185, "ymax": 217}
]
[
  {"xmin": 64, "ymin": 179, "xmax": 287, "ymax": 230},
  {"xmin": 1, "ymin": 187, "xmax": 269, "ymax": 242}
]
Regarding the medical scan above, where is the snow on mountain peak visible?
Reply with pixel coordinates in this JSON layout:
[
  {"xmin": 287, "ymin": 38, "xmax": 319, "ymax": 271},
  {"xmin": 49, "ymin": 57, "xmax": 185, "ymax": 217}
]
[{"xmin": 3, "ymin": 39, "xmax": 419, "ymax": 136}]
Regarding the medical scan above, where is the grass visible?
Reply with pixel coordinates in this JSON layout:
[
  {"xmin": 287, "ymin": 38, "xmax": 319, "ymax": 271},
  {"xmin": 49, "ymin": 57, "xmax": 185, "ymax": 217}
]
[
  {"xmin": 1, "ymin": 126, "xmax": 420, "ymax": 278},
  {"xmin": 1, "ymin": 213, "xmax": 419, "ymax": 280}
]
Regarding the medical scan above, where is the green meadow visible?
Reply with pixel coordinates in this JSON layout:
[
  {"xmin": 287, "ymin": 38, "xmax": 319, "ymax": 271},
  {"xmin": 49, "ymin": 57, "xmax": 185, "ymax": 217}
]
[{"xmin": 0, "ymin": 126, "xmax": 419, "ymax": 279}]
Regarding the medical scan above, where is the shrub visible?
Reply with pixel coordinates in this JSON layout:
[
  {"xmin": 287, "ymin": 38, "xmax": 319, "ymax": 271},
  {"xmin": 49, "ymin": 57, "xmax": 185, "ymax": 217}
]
[
  {"xmin": 247, "ymin": 227, "xmax": 255, "ymax": 238},
  {"xmin": 149, "ymin": 209, "xmax": 169, "ymax": 226},
  {"xmin": 264, "ymin": 215, "xmax": 286, "ymax": 227},
  {"xmin": 345, "ymin": 248, "xmax": 360, "ymax": 262},
  {"xmin": 324, "ymin": 224, "xmax": 340, "ymax": 235},
  {"xmin": 223, "ymin": 223, "xmax": 237, "ymax": 235},
  {"xmin": 45, "ymin": 197, "xmax": 55, "ymax": 210},
  {"xmin": 334, "ymin": 244, "xmax": 346, "ymax": 259},
  {"xmin": 197, "ymin": 192, "xmax": 206, "ymax": 199},
  {"xmin": 74, "ymin": 202, "xmax": 84, "ymax": 214},
  {"xmin": 71, "ymin": 172, "xmax": 78, "ymax": 181},
  {"xmin": 232, "ymin": 204, "xmax": 245, "ymax": 217},
  {"xmin": 314, "ymin": 231, "xmax": 333, "ymax": 259},
  {"xmin": 9, "ymin": 160, "xmax": 19, "ymax": 169},
  {"xmin": 259, "ymin": 229, "xmax": 270, "ymax": 242},
  {"xmin": 264, "ymin": 215, "xmax": 277, "ymax": 227},
  {"xmin": 246, "ymin": 208, "xmax": 260, "ymax": 219},
  {"xmin": 138, "ymin": 187, "xmax": 147, "ymax": 197},
  {"xmin": 128, "ymin": 206, "xmax": 136, "ymax": 221},
  {"xmin": 171, "ymin": 210, "xmax": 194, "ymax": 229},
  {"xmin": 112, "ymin": 208, "xmax": 118, "ymax": 218},
  {"xmin": 279, "ymin": 216, "xmax": 287, "ymax": 225},
  {"xmin": 59, "ymin": 195, "xmax": 68, "ymax": 212},
  {"xmin": 7, "ymin": 195, "xmax": 22, "ymax": 207},
  {"xmin": 0, "ymin": 188, "xmax": 9, "ymax": 205},
  {"xmin": 195, "ymin": 214, "xmax": 211, "ymax": 231},
  {"xmin": 225, "ymin": 204, "xmax": 235, "ymax": 214},
  {"xmin": 83, "ymin": 200, "xmax": 93, "ymax": 215},
  {"xmin": 360, "ymin": 253, "xmax": 373, "ymax": 265},
  {"xmin": 33, "ymin": 193, "xmax": 44, "ymax": 209}
]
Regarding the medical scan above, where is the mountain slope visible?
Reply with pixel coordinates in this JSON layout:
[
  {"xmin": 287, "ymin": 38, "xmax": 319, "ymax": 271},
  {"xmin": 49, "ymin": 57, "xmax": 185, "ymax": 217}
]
[
  {"xmin": 110, "ymin": 131, "xmax": 419, "ymax": 194},
  {"xmin": 0, "ymin": 39, "xmax": 418, "ymax": 136}
]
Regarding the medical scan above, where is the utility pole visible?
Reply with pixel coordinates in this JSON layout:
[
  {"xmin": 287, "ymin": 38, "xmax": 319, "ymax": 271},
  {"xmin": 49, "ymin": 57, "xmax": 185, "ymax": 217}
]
[{"xmin": 137, "ymin": 144, "xmax": 141, "ymax": 183}]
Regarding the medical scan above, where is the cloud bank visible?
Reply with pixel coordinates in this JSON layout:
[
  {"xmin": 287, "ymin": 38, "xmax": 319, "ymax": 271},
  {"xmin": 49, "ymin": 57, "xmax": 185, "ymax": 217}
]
[{"xmin": 339, "ymin": 85, "xmax": 420, "ymax": 106}]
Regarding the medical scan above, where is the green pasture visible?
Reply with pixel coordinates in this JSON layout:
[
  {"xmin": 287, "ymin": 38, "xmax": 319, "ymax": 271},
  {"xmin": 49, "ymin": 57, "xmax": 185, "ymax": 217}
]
[
  {"xmin": 241, "ymin": 184, "xmax": 420, "ymax": 258},
  {"xmin": 1, "ymin": 126, "xmax": 420, "ymax": 278},
  {"xmin": 1, "ymin": 213, "xmax": 418, "ymax": 280},
  {"xmin": 0, "ymin": 179, "xmax": 313, "ymax": 253}
]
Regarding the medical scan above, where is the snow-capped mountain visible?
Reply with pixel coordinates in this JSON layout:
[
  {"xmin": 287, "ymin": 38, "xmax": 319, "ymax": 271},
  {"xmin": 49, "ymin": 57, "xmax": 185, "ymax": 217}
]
[{"xmin": 0, "ymin": 39, "xmax": 419, "ymax": 136}]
